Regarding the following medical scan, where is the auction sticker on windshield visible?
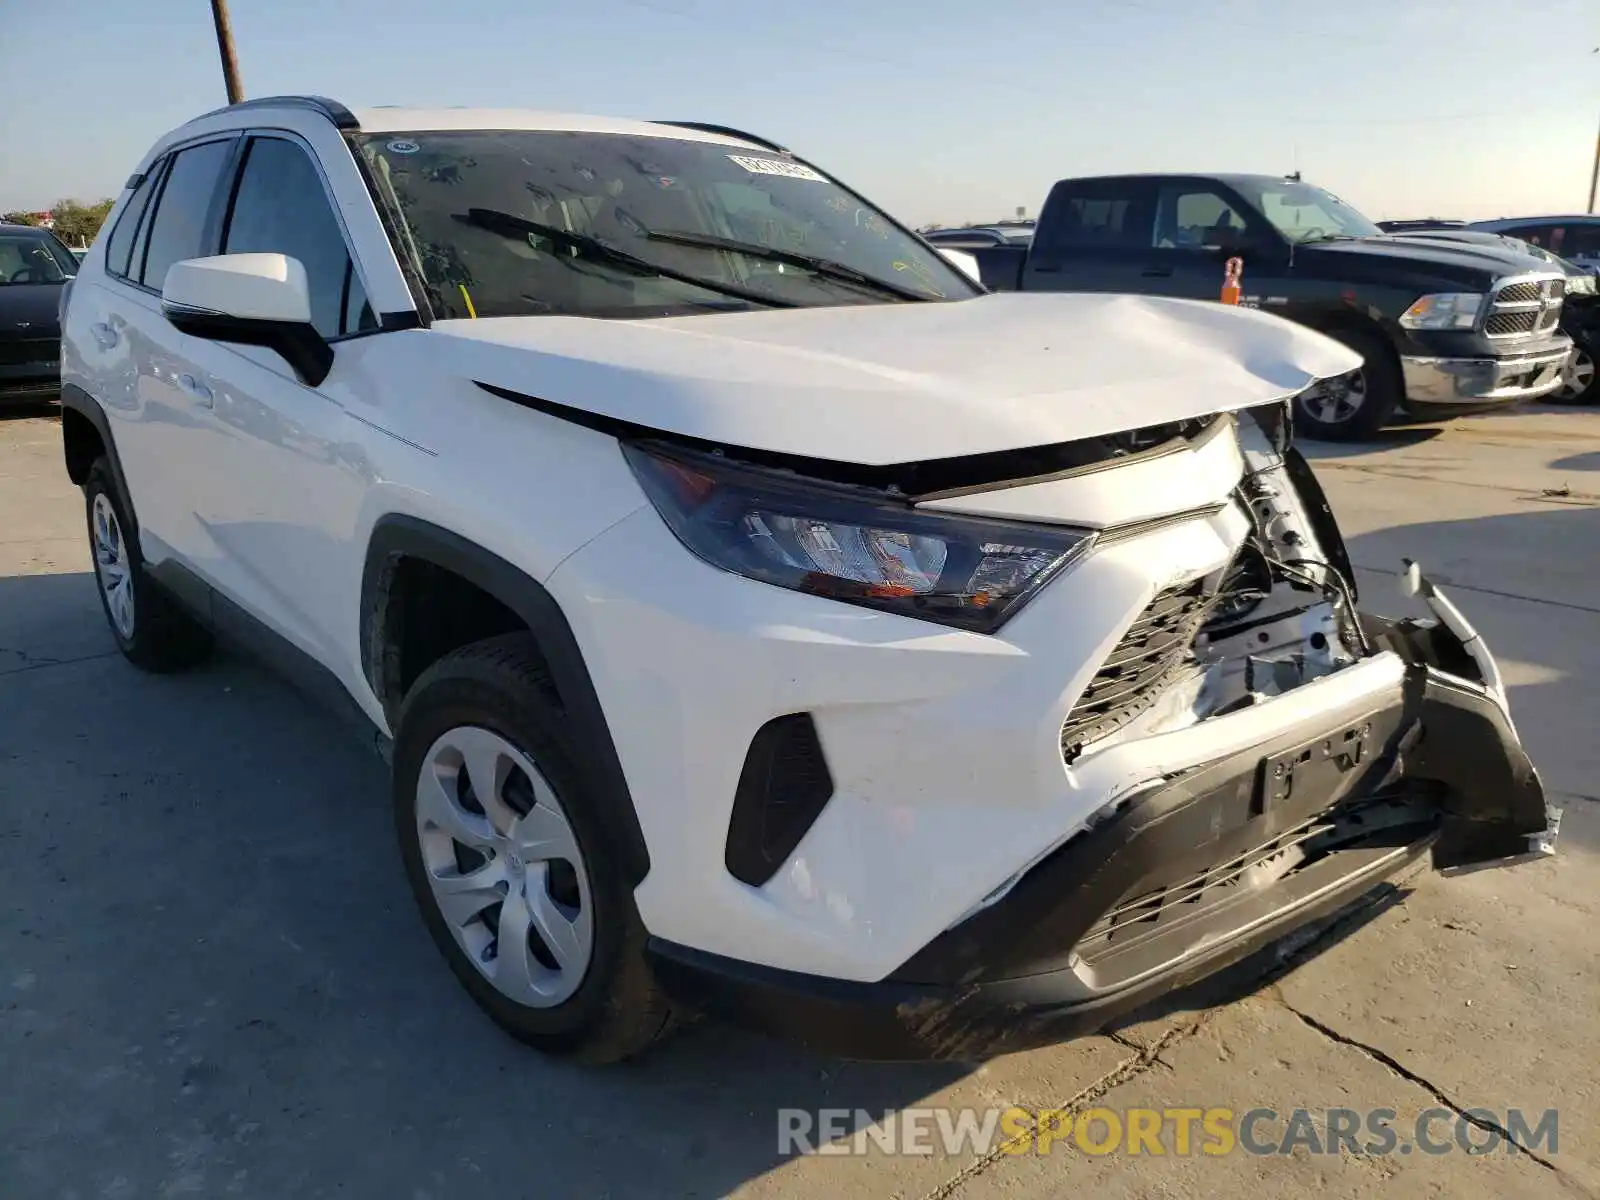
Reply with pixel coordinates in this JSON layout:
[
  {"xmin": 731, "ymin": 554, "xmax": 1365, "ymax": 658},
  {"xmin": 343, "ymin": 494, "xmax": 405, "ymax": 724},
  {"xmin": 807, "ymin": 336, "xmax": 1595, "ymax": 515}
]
[{"xmin": 728, "ymin": 155, "xmax": 826, "ymax": 182}]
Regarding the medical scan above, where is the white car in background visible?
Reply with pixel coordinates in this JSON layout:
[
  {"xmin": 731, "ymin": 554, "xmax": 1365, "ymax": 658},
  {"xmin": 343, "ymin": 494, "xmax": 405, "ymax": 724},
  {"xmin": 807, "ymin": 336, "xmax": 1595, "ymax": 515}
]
[{"xmin": 57, "ymin": 97, "xmax": 1556, "ymax": 1063}]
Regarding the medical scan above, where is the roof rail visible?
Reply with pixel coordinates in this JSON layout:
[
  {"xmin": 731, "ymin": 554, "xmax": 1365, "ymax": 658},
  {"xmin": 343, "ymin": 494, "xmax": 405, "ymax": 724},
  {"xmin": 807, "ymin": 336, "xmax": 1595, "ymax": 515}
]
[
  {"xmin": 653, "ymin": 120, "xmax": 787, "ymax": 153},
  {"xmin": 192, "ymin": 95, "xmax": 359, "ymax": 130}
]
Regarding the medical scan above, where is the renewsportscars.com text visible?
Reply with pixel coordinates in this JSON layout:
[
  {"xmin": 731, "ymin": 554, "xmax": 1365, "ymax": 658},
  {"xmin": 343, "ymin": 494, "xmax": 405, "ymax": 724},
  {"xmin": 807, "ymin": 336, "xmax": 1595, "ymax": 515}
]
[{"xmin": 778, "ymin": 1106, "xmax": 1559, "ymax": 1158}]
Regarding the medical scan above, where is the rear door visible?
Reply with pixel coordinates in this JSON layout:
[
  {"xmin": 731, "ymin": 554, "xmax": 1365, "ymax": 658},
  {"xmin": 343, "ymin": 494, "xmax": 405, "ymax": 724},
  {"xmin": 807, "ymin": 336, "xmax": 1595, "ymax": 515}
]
[
  {"xmin": 1022, "ymin": 178, "xmax": 1158, "ymax": 293},
  {"xmin": 77, "ymin": 135, "xmax": 238, "ymax": 566}
]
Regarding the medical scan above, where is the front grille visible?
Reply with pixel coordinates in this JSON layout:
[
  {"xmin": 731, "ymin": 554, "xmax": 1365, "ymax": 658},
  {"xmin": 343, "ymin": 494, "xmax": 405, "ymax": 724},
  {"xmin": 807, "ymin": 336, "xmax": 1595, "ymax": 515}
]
[
  {"xmin": 1484, "ymin": 276, "xmax": 1564, "ymax": 340},
  {"xmin": 1496, "ymin": 281, "xmax": 1542, "ymax": 305},
  {"xmin": 1060, "ymin": 578, "xmax": 1214, "ymax": 762},
  {"xmin": 1486, "ymin": 311, "xmax": 1538, "ymax": 336},
  {"xmin": 0, "ymin": 338, "xmax": 58, "ymax": 367}
]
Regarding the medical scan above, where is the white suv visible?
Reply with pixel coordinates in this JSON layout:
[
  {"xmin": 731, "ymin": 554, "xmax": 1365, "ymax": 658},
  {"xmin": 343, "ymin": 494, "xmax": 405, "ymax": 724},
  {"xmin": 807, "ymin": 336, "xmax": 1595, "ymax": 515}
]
[{"xmin": 59, "ymin": 97, "xmax": 1556, "ymax": 1063}]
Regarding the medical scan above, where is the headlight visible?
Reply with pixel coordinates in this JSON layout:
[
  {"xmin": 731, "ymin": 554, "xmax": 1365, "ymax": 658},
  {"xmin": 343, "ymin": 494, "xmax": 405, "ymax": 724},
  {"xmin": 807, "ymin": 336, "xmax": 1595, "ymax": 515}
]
[
  {"xmin": 1399, "ymin": 292, "xmax": 1485, "ymax": 330},
  {"xmin": 623, "ymin": 443, "xmax": 1094, "ymax": 633},
  {"xmin": 1566, "ymin": 273, "xmax": 1596, "ymax": 296}
]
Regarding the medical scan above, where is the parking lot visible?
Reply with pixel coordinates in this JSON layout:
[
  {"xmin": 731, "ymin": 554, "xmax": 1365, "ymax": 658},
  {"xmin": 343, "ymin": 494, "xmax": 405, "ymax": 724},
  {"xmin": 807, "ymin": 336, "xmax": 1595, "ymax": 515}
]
[{"xmin": 2, "ymin": 403, "xmax": 1597, "ymax": 1198}]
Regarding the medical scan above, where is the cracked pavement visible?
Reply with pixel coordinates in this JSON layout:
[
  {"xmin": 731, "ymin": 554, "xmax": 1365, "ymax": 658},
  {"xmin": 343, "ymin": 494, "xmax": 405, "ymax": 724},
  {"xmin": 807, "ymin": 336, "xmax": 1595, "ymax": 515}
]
[{"xmin": 2, "ymin": 404, "xmax": 1597, "ymax": 1198}]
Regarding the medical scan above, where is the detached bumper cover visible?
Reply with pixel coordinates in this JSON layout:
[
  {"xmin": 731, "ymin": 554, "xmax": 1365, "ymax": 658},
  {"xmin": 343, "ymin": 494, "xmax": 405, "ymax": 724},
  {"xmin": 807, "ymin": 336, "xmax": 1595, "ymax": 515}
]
[
  {"xmin": 649, "ymin": 609, "xmax": 1556, "ymax": 1061},
  {"xmin": 1401, "ymin": 343, "xmax": 1570, "ymax": 406}
]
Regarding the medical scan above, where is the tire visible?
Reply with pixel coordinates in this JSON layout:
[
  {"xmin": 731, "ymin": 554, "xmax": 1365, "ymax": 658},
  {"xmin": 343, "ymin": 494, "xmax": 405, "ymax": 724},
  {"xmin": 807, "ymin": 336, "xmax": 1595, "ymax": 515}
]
[
  {"xmin": 392, "ymin": 633, "xmax": 674, "ymax": 1063},
  {"xmin": 1292, "ymin": 325, "xmax": 1403, "ymax": 441},
  {"xmin": 84, "ymin": 458, "xmax": 212, "ymax": 672},
  {"xmin": 1550, "ymin": 344, "xmax": 1598, "ymax": 406}
]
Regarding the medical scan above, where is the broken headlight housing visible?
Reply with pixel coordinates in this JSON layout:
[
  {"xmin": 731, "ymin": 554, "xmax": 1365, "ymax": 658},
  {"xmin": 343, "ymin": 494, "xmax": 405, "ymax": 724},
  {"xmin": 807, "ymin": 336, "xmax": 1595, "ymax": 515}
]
[{"xmin": 623, "ymin": 443, "xmax": 1094, "ymax": 633}]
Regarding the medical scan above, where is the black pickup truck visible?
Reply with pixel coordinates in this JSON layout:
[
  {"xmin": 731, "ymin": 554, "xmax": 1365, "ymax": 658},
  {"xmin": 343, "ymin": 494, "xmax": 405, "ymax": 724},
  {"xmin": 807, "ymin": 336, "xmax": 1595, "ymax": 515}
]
[{"xmin": 972, "ymin": 174, "xmax": 1573, "ymax": 439}]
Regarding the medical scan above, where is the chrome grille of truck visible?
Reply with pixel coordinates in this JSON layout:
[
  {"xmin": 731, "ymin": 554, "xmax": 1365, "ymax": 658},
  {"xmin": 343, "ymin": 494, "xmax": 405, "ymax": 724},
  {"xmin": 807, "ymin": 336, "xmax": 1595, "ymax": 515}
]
[
  {"xmin": 1484, "ymin": 274, "xmax": 1564, "ymax": 339},
  {"xmin": 1060, "ymin": 578, "xmax": 1214, "ymax": 763}
]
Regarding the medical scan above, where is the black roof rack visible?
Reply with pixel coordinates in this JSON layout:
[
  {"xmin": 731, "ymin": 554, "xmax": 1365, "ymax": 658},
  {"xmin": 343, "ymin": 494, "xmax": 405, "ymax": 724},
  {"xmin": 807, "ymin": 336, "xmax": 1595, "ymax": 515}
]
[
  {"xmin": 653, "ymin": 120, "xmax": 787, "ymax": 153},
  {"xmin": 192, "ymin": 95, "xmax": 359, "ymax": 130}
]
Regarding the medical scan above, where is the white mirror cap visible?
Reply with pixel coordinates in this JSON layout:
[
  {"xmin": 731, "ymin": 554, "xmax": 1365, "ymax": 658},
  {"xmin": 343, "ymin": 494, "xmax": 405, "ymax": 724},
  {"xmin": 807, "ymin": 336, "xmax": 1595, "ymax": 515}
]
[
  {"xmin": 1401, "ymin": 559, "xmax": 1422, "ymax": 598},
  {"xmin": 162, "ymin": 253, "xmax": 312, "ymax": 325},
  {"xmin": 935, "ymin": 246, "xmax": 982, "ymax": 283}
]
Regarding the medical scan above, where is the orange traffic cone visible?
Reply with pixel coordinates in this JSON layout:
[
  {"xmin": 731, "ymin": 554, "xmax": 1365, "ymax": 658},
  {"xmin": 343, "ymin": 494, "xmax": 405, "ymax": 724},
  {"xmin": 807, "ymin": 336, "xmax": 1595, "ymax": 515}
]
[{"xmin": 1220, "ymin": 256, "xmax": 1243, "ymax": 305}]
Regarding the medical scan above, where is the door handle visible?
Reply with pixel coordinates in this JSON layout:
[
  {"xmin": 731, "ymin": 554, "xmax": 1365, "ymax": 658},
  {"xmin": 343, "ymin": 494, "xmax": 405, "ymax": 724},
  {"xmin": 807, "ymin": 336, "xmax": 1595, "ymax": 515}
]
[
  {"xmin": 1140, "ymin": 265, "xmax": 1175, "ymax": 278},
  {"xmin": 90, "ymin": 322, "xmax": 119, "ymax": 349},
  {"xmin": 177, "ymin": 373, "xmax": 213, "ymax": 407}
]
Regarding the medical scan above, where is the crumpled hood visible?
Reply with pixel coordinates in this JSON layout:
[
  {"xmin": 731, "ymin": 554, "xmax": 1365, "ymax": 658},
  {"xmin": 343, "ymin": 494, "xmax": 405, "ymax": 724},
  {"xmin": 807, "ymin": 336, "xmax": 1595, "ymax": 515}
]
[{"xmin": 435, "ymin": 292, "xmax": 1360, "ymax": 464}]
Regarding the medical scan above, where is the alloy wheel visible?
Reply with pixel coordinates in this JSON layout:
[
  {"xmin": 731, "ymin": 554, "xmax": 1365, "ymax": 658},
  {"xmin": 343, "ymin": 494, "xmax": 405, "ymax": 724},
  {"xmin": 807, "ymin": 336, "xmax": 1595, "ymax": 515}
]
[
  {"xmin": 1556, "ymin": 348, "xmax": 1595, "ymax": 402},
  {"xmin": 1300, "ymin": 369, "xmax": 1367, "ymax": 425},
  {"xmin": 92, "ymin": 493, "xmax": 136, "ymax": 639},
  {"xmin": 415, "ymin": 725, "xmax": 594, "ymax": 1008}
]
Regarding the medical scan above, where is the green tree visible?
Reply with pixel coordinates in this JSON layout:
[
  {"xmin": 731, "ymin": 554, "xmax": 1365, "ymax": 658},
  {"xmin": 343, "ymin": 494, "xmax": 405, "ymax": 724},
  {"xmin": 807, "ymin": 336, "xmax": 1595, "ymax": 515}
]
[
  {"xmin": 2, "ymin": 210, "xmax": 44, "ymax": 226},
  {"xmin": 49, "ymin": 198, "xmax": 116, "ymax": 247}
]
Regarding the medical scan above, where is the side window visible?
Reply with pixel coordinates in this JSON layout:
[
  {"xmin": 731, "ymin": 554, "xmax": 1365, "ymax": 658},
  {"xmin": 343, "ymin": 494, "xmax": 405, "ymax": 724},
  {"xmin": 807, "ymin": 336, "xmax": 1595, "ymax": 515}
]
[
  {"xmin": 1505, "ymin": 223, "xmax": 1554, "ymax": 249},
  {"xmin": 1562, "ymin": 225, "xmax": 1600, "ymax": 260},
  {"xmin": 222, "ymin": 136, "xmax": 376, "ymax": 338},
  {"xmin": 104, "ymin": 166, "xmax": 162, "ymax": 279},
  {"xmin": 1039, "ymin": 184, "xmax": 1155, "ymax": 253},
  {"xmin": 1157, "ymin": 187, "xmax": 1250, "ymax": 249},
  {"xmin": 139, "ymin": 139, "xmax": 234, "ymax": 290}
]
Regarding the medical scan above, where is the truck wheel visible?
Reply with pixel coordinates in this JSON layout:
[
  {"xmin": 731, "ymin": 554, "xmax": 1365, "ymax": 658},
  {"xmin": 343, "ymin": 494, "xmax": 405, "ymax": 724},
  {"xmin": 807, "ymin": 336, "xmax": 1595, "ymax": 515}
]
[
  {"xmin": 85, "ymin": 458, "xmax": 212, "ymax": 672},
  {"xmin": 1551, "ymin": 345, "xmax": 1597, "ymax": 405},
  {"xmin": 1292, "ymin": 326, "xmax": 1402, "ymax": 441},
  {"xmin": 392, "ymin": 633, "xmax": 675, "ymax": 1063}
]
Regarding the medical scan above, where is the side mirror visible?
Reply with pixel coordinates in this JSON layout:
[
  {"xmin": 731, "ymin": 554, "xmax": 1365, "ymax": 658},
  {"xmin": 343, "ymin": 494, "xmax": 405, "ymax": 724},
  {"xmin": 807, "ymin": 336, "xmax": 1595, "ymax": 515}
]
[{"xmin": 161, "ymin": 253, "xmax": 333, "ymax": 386}]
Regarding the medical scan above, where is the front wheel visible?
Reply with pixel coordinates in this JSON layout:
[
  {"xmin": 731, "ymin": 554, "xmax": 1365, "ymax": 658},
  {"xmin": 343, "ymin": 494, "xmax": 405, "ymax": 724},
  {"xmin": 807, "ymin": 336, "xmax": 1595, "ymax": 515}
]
[
  {"xmin": 1292, "ymin": 326, "xmax": 1403, "ymax": 441},
  {"xmin": 1550, "ymin": 344, "xmax": 1597, "ymax": 405},
  {"xmin": 392, "ymin": 634, "xmax": 675, "ymax": 1063}
]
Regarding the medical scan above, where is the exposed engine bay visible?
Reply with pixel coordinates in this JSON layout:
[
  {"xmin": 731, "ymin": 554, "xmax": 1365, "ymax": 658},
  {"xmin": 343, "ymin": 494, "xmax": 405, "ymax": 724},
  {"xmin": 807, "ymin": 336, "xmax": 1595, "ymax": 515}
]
[
  {"xmin": 1093, "ymin": 404, "xmax": 1375, "ymax": 751},
  {"xmin": 1195, "ymin": 407, "xmax": 1368, "ymax": 713}
]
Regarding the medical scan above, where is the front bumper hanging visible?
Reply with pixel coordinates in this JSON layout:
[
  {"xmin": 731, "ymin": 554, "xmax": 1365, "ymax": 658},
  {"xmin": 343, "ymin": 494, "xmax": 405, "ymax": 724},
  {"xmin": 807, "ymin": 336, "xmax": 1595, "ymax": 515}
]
[{"xmin": 648, "ymin": 567, "xmax": 1559, "ymax": 1061}]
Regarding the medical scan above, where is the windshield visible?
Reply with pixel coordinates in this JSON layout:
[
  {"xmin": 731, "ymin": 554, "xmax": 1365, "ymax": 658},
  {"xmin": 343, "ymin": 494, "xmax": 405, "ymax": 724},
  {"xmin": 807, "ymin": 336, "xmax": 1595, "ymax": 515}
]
[
  {"xmin": 356, "ymin": 130, "xmax": 979, "ymax": 320},
  {"xmin": 0, "ymin": 232, "xmax": 77, "ymax": 285},
  {"xmin": 1235, "ymin": 180, "xmax": 1382, "ymax": 244}
]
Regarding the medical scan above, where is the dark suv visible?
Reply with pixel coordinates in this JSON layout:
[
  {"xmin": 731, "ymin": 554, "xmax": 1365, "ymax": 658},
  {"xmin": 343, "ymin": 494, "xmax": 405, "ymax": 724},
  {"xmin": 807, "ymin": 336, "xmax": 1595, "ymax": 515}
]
[{"xmin": 0, "ymin": 223, "xmax": 78, "ymax": 404}]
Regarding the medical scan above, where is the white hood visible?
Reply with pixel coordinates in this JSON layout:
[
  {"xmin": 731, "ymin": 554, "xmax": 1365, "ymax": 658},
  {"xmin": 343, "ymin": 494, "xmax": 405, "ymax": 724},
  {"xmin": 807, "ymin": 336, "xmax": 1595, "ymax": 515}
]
[{"xmin": 437, "ymin": 292, "xmax": 1360, "ymax": 464}]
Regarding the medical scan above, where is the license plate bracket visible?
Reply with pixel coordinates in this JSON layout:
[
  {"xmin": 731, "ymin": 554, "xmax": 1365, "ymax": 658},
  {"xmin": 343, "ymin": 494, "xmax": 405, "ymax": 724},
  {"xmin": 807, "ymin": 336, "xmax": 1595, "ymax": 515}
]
[{"xmin": 1256, "ymin": 719, "xmax": 1375, "ymax": 815}]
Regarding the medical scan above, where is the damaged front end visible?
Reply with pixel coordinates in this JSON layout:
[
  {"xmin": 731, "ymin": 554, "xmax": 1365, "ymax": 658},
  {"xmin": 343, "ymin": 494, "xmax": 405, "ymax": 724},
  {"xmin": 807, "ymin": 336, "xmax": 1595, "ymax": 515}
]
[{"xmin": 646, "ymin": 398, "xmax": 1560, "ymax": 1063}]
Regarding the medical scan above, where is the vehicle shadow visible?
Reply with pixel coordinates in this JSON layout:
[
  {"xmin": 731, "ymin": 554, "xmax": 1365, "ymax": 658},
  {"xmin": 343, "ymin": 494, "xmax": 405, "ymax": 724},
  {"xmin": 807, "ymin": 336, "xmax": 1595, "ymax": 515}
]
[
  {"xmin": 0, "ymin": 399, "xmax": 60, "ymax": 421},
  {"xmin": 1300, "ymin": 423, "xmax": 1444, "ymax": 459},
  {"xmin": 1552, "ymin": 451, "xmax": 1600, "ymax": 471}
]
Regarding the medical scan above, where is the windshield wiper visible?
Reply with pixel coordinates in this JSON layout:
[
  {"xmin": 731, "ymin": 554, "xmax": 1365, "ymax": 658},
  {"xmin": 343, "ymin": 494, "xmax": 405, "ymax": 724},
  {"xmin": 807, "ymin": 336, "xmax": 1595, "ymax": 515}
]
[
  {"xmin": 454, "ymin": 209, "xmax": 797, "ymax": 309},
  {"xmin": 1299, "ymin": 233, "xmax": 1362, "ymax": 244},
  {"xmin": 645, "ymin": 229, "xmax": 936, "ymax": 302}
]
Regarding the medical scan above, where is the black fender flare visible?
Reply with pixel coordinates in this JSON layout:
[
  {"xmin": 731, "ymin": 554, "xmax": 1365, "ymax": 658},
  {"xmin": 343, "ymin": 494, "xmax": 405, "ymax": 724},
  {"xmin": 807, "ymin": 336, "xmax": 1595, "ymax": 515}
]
[
  {"xmin": 59, "ymin": 383, "xmax": 138, "ymax": 533},
  {"xmin": 359, "ymin": 515, "xmax": 651, "ymax": 883}
]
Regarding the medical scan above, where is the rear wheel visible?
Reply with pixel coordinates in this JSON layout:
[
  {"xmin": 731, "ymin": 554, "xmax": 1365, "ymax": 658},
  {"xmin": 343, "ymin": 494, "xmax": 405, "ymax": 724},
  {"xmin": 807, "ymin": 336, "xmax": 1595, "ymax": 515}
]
[
  {"xmin": 1292, "ymin": 326, "xmax": 1402, "ymax": 441},
  {"xmin": 1551, "ymin": 345, "xmax": 1597, "ymax": 405},
  {"xmin": 85, "ymin": 459, "xmax": 212, "ymax": 672},
  {"xmin": 392, "ymin": 634, "xmax": 674, "ymax": 1063}
]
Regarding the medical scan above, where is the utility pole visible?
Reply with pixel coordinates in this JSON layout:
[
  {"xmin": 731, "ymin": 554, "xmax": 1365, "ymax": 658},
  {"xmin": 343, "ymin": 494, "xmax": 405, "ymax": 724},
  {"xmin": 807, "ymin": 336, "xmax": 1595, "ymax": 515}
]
[
  {"xmin": 1588, "ymin": 111, "xmax": 1599, "ymax": 214},
  {"xmin": 209, "ymin": 0, "xmax": 244, "ymax": 105}
]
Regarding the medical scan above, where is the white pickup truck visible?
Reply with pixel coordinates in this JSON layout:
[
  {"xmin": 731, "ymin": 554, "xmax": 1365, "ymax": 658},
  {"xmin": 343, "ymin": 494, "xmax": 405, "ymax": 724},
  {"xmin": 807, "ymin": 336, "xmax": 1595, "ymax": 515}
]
[{"xmin": 59, "ymin": 97, "xmax": 1556, "ymax": 1063}]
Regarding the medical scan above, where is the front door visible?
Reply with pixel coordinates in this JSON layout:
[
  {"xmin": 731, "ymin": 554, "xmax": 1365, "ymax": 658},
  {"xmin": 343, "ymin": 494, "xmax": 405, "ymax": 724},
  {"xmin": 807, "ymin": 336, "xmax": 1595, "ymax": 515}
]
[{"xmin": 173, "ymin": 132, "xmax": 380, "ymax": 673}]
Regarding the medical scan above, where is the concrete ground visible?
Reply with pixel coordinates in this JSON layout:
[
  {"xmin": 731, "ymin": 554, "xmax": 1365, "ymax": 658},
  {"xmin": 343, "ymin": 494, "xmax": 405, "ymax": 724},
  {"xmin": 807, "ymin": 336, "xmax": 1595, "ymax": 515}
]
[{"xmin": 2, "ymin": 402, "xmax": 1596, "ymax": 1199}]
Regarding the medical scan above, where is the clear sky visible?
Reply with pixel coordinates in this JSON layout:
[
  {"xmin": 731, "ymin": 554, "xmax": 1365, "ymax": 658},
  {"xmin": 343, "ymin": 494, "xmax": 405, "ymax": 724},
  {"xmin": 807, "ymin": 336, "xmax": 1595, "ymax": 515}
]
[{"xmin": 3, "ymin": 0, "xmax": 1597, "ymax": 226}]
